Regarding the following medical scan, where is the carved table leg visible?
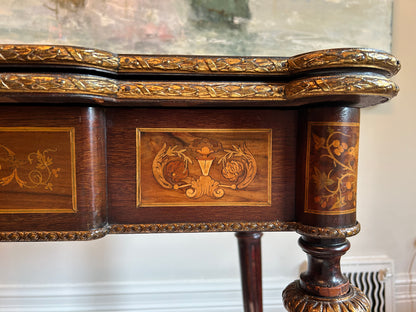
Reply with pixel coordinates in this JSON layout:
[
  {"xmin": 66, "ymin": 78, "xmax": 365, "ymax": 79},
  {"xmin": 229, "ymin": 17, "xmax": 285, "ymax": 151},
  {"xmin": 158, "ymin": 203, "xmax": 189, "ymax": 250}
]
[
  {"xmin": 283, "ymin": 236, "xmax": 369, "ymax": 312},
  {"xmin": 283, "ymin": 106, "xmax": 370, "ymax": 312},
  {"xmin": 236, "ymin": 232, "xmax": 263, "ymax": 312}
]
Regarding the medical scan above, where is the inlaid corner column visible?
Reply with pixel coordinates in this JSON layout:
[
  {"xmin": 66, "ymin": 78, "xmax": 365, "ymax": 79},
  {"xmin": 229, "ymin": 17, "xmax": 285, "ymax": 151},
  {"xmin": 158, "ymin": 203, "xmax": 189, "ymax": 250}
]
[
  {"xmin": 283, "ymin": 106, "xmax": 370, "ymax": 312},
  {"xmin": 236, "ymin": 232, "xmax": 263, "ymax": 312}
]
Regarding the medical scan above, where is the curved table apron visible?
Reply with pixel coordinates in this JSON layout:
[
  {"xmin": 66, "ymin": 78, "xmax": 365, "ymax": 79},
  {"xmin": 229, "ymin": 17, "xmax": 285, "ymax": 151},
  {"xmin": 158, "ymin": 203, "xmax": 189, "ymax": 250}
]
[{"xmin": 0, "ymin": 45, "xmax": 400, "ymax": 312}]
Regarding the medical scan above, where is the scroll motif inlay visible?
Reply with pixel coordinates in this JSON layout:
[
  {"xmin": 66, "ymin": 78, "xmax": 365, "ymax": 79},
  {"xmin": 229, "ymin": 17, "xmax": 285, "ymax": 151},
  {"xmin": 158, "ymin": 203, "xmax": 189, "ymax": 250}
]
[
  {"xmin": 0, "ymin": 145, "xmax": 61, "ymax": 191},
  {"xmin": 0, "ymin": 127, "xmax": 76, "ymax": 213},
  {"xmin": 137, "ymin": 129, "xmax": 271, "ymax": 207},
  {"xmin": 305, "ymin": 122, "xmax": 359, "ymax": 215}
]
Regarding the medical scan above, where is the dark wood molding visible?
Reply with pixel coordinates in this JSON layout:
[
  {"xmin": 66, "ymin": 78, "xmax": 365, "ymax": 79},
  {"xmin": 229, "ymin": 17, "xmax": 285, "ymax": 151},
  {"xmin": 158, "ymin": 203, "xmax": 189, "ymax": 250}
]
[{"xmin": 282, "ymin": 236, "xmax": 370, "ymax": 312}]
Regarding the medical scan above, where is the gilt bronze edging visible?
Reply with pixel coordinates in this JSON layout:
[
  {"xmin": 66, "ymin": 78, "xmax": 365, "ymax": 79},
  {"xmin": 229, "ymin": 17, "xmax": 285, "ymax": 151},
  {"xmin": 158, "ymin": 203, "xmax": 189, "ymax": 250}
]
[
  {"xmin": 0, "ymin": 228, "xmax": 107, "ymax": 242},
  {"xmin": 0, "ymin": 222, "xmax": 361, "ymax": 241},
  {"xmin": 296, "ymin": 222, "xmax": 361, "ymax": 238},
  {"xmin": 109, "ymin": 221, "xmax": 297, "ymax": 234},
  {"xmin": 0, "ymin": 45, "xmax": 400, "ymax": 76},
  {"xmin": 0, "ymin": 73, "xmax": 398, "ymax": 102},
  {"xmin": 0, "ymin": 45, "xmax": 118, "ymax": 70}
]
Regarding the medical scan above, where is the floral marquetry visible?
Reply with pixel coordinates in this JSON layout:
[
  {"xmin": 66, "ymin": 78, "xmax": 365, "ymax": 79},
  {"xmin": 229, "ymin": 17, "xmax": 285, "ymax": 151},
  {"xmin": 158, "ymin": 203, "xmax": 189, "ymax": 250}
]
[
  {"xmin": 137, "ymin": 129, "xmax": 271, "ymax": 207},
  {"xmin": 0, "ymin": 145, "xmax": 60, "ymax": 191},
  {"xmin": 0, "ymin": 127, "xmax": 76, "ymax": 213},
  {"xmin": 305, "ymin": 122, "xmax": 359, "ymax": 215}
]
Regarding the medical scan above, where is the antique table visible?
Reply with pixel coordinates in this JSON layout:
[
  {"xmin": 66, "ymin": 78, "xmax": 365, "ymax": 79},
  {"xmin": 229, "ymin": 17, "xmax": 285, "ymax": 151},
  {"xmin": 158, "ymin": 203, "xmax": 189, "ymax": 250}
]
[{"xmin": 0, "ymin": 45, "xmax": 400, "ymax": 312}]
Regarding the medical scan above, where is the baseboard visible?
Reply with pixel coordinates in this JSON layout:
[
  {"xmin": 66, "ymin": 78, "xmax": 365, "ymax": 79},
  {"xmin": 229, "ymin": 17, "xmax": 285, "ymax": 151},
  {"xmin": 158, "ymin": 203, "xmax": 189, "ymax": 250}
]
[
  {"xmin": 395, "ymin": 273, "xmax": 416, "ymax": 312},
  {"xmin": 0, "ymin": 278, "xmax": 289, "ymax": 312},
  {"xmin": 0, "ymin": 268, "xmax": 414, "ymax": 312}
]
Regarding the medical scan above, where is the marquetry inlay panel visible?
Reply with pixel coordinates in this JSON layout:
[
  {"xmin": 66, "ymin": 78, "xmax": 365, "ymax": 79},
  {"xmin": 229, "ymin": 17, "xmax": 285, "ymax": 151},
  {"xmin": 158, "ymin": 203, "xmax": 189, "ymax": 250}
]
[
  {"xmin": 137, "ymin": 129, "xmax": 272, "ymax": 207},
  {"xmin": 0, "ymin": 127, "xmax": 76, "ymax": 213},
  {"xmin": 304, "ymin": 122, "xmax": 359, "ymax": 215}
]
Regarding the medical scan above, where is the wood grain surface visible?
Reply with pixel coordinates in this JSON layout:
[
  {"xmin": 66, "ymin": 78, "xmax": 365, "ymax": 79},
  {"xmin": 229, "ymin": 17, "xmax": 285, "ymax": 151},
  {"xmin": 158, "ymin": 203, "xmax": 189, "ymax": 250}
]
[
  {"xmin": 296, "ymin": 106, "xmax": 360, "ymax": 228},
  {"xmin": 0, "ymin": 127, "xmax": 75, "ymax": 213},
  {"xmin": 107, "ymin": 108, "xmax": 297, "ymax": 224},
  {"xmin": 137, "ymin": 128, "xmax": 271, "ymax": 207},
  {"xmin": 0, "ymin": 106, "xmax": 106, "ymax": 231}
]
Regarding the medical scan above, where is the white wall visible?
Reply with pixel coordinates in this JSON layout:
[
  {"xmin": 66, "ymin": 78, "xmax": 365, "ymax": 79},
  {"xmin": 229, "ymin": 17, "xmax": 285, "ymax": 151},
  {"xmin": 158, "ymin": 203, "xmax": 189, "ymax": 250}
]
[
  {"xmin": 352, "ymin": 1, "xmax": 416, "ymax": 310},
  {"xmin": 0, "ymin": 0, "xmax": 415, "ymax": 311},
  {"xmin": 351, "ymin": 0, "xmax": 416, "ymax": 278}
]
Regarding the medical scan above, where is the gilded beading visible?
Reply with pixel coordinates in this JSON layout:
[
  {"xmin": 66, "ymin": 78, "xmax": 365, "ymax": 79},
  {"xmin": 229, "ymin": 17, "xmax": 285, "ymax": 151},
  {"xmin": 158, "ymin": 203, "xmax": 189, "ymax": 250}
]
[
  {"xmin": 0, "ymin": 228, "xmax": 107, "ymax": 242},
  {"xmin": 0, "ymin": 222, "xmax": 362, "ymax": 241},
  {"xmin": 296, "ymin": 222, "xmax": 361, "ymax": 238},
  {"xmin": 109, "ymin": 221, "xmax": 296, "ymax": 234}
]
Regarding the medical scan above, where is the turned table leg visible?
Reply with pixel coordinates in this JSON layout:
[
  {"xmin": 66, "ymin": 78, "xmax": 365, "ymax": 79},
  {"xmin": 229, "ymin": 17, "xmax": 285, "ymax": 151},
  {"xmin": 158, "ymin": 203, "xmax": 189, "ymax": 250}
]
[
  {"xmin": 236, "ymin": 232, "xmax": 263, "ymax": 312},
  {"xmin": 283, "ymin": 236, "xmax": 369, "ymax": 312},
  {"xmin": 283, "ymin": 106, "xmax": 370, "ymax": 312}
]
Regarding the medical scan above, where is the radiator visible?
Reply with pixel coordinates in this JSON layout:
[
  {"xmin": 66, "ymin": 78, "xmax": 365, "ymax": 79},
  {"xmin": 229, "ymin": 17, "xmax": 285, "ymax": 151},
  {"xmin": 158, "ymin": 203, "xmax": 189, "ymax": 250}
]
[{"xmin": 342, "ymin": 256, "xmax": 394, "ymax": 312}]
